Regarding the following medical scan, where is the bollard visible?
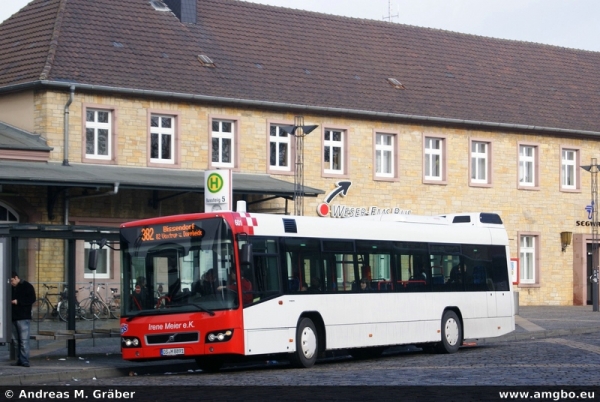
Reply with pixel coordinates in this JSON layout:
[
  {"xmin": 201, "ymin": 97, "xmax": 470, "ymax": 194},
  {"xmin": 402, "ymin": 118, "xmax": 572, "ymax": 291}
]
[{"xmin": 513, "ymin": 291, "xmax": 519, "ymax": 315}]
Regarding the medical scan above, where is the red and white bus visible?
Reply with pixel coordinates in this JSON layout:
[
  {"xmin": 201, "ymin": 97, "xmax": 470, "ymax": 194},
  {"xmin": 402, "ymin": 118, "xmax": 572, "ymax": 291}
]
[{"xmin": 119, "ymin": 206, "xmax": 514, "ymax": 371}]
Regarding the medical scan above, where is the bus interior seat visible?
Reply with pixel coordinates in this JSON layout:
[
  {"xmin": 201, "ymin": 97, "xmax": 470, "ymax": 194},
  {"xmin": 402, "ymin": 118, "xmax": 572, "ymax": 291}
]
[
  {"xmin": 288, "ymin": 277, "xmax": 300, "ymax": 291},
  {"xmin": 432, "ymin": 275, "xmax": 444, "ymax": 285}
]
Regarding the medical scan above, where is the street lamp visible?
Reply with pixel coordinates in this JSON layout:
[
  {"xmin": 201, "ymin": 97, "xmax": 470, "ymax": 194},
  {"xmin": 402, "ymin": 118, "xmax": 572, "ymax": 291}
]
[
  {"xmin": 581, "ymin": 158, "xmax": 600, "ymax": 312},
  {"xmin": 280, "ymin": 117, "xmax": 318, "ymax": 216}
]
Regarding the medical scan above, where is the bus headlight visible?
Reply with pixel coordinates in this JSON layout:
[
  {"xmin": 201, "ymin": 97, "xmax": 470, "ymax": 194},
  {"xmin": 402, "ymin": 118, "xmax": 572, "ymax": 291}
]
[
  {"xmin": 122, "ymin": 337, "xmax": 141, "ymax": 348},
  {"xmin": 206, "ymin": 329, "xmax": 233, "ymax": 343}
]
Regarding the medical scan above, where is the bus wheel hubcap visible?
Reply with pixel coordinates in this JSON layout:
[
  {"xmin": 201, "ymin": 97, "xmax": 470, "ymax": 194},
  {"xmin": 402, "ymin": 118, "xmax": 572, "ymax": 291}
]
[
  {"xmin": 300, "ymin": 327, "xmax": 317, "ymax": 359},
  {"xmin": 445, "ymin": 318, "xmax": 459, "ymax": 346}
]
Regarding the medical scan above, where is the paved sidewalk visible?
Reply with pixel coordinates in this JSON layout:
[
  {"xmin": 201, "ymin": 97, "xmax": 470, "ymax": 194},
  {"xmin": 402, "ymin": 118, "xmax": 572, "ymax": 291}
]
[{"xmin": 1, "ymin": 306, "xmax": 599, "ymax": 385}]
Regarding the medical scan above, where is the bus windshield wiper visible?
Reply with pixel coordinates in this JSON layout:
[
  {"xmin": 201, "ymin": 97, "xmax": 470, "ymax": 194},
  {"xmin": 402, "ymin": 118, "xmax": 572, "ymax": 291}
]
[
  {"xmin": 125, "ymin": 309, "xmax": 169, "ymax": 322},
  {"xmin": 125, "ymin": 303, "xmax": 215, "ymax": 321},
  {"xmin": 169, "ymin": 302, "xmax": 216, "ymax": 316}
]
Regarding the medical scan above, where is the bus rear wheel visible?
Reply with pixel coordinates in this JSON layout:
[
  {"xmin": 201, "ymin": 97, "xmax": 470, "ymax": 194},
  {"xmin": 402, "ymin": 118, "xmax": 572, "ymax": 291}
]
[
  {"xmin": 436, "ymin": 310, "xmax": 462, "ymax": 354},
  {"xmin": 290, "ymin": 317, "xmax": 318, "ymax": 368}
]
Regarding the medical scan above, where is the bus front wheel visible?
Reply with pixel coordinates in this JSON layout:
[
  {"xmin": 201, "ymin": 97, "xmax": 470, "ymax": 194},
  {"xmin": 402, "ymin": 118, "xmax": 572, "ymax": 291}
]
[
  {"xmin": 290, "ymin": 317, "xmax": 318, "ymax": 368},
  {"xmin": 436, "ymin": 310, "xmax": 462, "ymax": 354}
]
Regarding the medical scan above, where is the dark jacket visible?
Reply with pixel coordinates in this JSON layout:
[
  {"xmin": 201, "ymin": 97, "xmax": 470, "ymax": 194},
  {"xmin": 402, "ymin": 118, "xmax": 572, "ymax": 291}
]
[{"xmin": 12, "ymin": 280, "xmax": 36, "ymax": 321}]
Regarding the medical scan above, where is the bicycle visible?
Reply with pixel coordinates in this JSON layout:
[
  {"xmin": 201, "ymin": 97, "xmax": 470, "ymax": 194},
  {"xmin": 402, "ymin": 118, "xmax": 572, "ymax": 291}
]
[
  {"xmin": 32, "ymin": 283, "xmax": 65, "ymax": 322},
  {"xmin": 78, "ymin": 283, "xmax": 110, "ymax": 320},
  {"xmin": 99, "ymin": 284, "xmax": 121, "ymax": 319},
  {"xmin": 57, "ymin": 286, "xmax": 91, "ymax": 321}
]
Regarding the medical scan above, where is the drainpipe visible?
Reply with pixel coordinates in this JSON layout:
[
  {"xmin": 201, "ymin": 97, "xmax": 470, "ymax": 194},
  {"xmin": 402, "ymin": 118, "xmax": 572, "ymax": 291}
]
[{"xmin": 62, "ymin": 85, "xmax": 75, "ymax": 166}]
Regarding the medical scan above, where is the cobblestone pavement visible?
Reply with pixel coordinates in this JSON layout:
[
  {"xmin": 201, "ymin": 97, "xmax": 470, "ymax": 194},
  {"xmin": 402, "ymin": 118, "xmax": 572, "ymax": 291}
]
[
  {"xmin": 2, "ymin": 306, "xmax": 600, "ymax": 387},
  {"xmin": 17, "ymin": 332, "xmax": 598, "ymax": 386}
]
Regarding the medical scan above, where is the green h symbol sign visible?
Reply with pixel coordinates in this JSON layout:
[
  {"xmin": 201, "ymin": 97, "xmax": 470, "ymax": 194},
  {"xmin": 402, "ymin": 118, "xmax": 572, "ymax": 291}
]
[{"xmin": 207, "ymin": 173, "xmax": 224, "ymax": 194}]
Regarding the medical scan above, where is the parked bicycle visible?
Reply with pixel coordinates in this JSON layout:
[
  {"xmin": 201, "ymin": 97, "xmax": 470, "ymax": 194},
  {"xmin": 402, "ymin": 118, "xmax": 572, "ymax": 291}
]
[
  {"xmin": 32, "ymin": 283, "xmax": 64, "ymax": 322},
  {"xmin": 93, "ymin": 283, "xmax": 121, "ymax": 319},
  {"xmin": 78, "ymin": 283, "xmax": 110, "ymax": 320},
  {"xmin": 57, "ymin": 286, "xmax": 92, "ymax": 321}
]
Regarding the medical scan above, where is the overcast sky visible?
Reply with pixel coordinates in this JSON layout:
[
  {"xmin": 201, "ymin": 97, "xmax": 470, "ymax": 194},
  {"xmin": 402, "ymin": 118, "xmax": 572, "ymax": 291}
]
[{"xmin": 1, "ymin": 0, "xmax": 599, "ymax": 52}]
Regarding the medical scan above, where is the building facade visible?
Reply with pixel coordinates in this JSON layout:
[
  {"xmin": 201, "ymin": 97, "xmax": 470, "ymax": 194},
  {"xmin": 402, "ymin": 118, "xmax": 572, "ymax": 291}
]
[{"xmin": 1, "ymin": 0, "xmax": 600, "ymax": 306}]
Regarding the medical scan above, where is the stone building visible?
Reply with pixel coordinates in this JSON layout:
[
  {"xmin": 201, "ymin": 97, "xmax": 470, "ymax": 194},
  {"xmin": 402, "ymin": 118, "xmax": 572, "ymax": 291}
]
[{"xmin": 1, "ymin": 0, "xmax": 600, "ymax": 306}]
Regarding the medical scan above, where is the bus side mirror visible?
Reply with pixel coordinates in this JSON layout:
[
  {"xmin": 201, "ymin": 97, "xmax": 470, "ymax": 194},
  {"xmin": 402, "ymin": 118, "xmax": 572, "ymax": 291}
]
[
  {"xmin": 241, "ymin": 243, "xmax": 252, "ymax": 266},
  {"xmin": 88, "ymin": 249, "xmax": 98, "ymax": 271}
]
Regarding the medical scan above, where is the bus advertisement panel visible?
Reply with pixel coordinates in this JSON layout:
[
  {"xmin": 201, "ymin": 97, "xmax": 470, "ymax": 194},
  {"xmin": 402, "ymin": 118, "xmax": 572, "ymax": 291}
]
[{"xmin": 119, "ymin": 210, "xmax": 514, "ymax": 371}]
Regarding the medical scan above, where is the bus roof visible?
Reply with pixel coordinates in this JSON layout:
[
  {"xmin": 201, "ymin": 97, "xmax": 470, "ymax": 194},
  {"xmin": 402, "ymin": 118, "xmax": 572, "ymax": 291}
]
[{"xmin": 121, "ymin": 211, "xmax": 508, "ymax": 246}]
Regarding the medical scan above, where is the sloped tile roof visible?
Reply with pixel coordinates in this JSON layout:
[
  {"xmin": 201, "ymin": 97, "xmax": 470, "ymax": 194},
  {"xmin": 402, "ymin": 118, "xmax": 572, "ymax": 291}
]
[{"xmin": 2, "ymin": 0, "xmax": 600, "ymax": 134}]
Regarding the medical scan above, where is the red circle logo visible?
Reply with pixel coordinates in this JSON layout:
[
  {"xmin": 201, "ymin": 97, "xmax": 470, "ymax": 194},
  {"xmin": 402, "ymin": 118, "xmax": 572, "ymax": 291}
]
[{"xmin": 317, "ymin": 203, "xmax": 330, "ymax": 217}]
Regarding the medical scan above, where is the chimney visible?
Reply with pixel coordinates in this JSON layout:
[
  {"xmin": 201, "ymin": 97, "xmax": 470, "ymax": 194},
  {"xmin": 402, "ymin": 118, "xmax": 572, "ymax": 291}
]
[{"xmin": 163, "ymin": 0, "xmax": 197, "ymax": 24}]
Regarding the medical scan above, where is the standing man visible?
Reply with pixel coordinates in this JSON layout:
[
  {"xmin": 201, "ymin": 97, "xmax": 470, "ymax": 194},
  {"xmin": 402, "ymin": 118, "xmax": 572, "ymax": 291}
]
[{"xmin": 10, "ymin": 271, "xmax": 36, "ymax": 367}]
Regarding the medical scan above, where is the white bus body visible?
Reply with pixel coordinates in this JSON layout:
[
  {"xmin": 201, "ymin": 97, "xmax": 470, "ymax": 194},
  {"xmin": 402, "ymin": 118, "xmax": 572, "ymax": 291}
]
[{"xmin": 239, "ymin": 212, "xmax": 514, "ymax": 358}]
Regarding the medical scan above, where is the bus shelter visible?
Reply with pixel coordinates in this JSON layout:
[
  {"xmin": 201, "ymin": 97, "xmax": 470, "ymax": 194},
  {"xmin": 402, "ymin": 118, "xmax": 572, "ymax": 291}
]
[{"xmin": 0, "ymin": 224, "xmax": 119, "ymax": 357}]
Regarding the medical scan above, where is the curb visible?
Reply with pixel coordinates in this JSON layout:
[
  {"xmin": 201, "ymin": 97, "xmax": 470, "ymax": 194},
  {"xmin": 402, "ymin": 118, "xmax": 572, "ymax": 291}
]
[{"xmin": 468, "ymin": 326, "xmax": 600, "ymax": 345}]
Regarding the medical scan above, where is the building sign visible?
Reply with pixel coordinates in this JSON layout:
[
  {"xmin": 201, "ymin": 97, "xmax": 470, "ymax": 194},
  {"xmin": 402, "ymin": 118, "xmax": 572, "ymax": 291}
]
[
  {"xmin": 317, "ymin": 180, "xmax": 411, "ymax": 218},
  {"xmin": 204, "ymin": 170, "xmax": 232, "ymax": 212},
  {"xmin": 576, "ymin": 201, "xmax": 599, "ymax": 226}
]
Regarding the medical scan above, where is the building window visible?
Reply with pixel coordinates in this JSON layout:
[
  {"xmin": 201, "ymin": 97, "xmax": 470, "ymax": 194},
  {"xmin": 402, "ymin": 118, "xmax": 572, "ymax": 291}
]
[
  {"xmin": 424, "ymin": 136, "xmax": 445, "ymax": 183},
  {"xmin": 323, "ymin": 129, "xmax": 345, "ymax": 175},
  {"xmin": 85, "ymin": 109, "xmax": 112, "ymax": 160},
  {"xmin": 561, "ymin": 148, "xmax": 580, "ymax": 191},
  {"xmin": 84, "ymin": 241, "xmax": 110, "ymax": 279},
  {"xmin": 269, "ymin": 124, "xmax": 292, "ymax": 173},
  {"xmin": 518, "ymin": 144, "xmax": 539, "ymax": 189},
  {"xmin": 470, "ymin": 140, "xmax": 492, "ymax": 186},
  {"xmin": 519, "ymin": 234, "xmax": 538, "ymax": 285},
  {"xmin": 375, "ymin": 133, "xmax": 395, "ymax": 179},
  {"xmin": 211, "ymin": 120, "xmax": 235, "ymax": 168},
  {"xmin": 150, "ymin": 114, "xmax": 175, "ymax": 164}
]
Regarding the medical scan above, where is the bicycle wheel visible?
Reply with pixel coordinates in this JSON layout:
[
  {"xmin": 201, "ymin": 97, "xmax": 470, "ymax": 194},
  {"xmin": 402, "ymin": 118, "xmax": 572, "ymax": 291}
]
[
  {"xmin": 91, "ymin": 299, "xmax": 110, "ymax": 320},
  {"xmin": 78, "ymin": 297, "xmax": 95, "ymax": 320},
  {"xmin": 57, "ymin": 300, "xmax": 69, "ymax": 322},
  {"xmin": 32, "ymin": 298, "xmax": 49, "ymax": 322},
  {"xmin": 109, "ymin": 298, "xmax": 121, "ymax": 319}
]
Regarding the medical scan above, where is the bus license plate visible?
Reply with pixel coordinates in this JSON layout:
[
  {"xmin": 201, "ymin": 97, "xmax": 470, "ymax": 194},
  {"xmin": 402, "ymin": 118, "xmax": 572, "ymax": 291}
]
[{"xmin": 161, "ymin": 348, "xmax": 184, "ymax": 356}]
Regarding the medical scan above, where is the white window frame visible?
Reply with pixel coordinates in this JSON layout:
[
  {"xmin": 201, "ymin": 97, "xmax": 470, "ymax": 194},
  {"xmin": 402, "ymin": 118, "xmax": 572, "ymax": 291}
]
[
  {"xmin": 323, "ymin": 129, "xmax": 345, "ymax": 175},
  {"xmin": 424, "ymin": 137, "xmax": 444, "ymax": 182},
  {"xmin": 561, "ymin": 148, "xmax": 577, "ymax": 190},
  {"xmin": 470, "ymin": 140, "xmax": 489, "ymax": 184},
  {"xmin": 83, "ymin": 241, "xmax": 111, "ymax": 279},
  {"xmin": 269, "ymin": 124, "xmax": 292, "ymax": 172},
  {"xmin": 518, "ymin": 144, "xmax": 538, "ymax": 188},
  {"xmin": 85, "ymin": 109, "xmax": 112, "ymax": 160},
  {"xmin": 519, "ymin": 235, "xmax": 537, "ymax": 285},
  {"xmin": 150, "ymin": 114, "xmax": 175, "ymax": 164},
  {"xmin": 375, "ymin": 133, "xmax": 394, "ymax": 178},
  {"xmin": 211, "ymin": 119, "xmax": 235, "ymax": 168}
]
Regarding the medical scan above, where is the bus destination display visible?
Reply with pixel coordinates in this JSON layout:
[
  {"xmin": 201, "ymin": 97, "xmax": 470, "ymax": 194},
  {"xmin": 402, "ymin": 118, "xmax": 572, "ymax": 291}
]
[{"xmin": 140, "ymin": 223, "xmax": 204, "ymax": 242}]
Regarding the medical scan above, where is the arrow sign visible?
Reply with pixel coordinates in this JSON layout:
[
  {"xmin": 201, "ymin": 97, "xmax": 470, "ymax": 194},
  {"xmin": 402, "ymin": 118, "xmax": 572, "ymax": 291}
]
[{"xmin": 324, "ymin": 181, "xmax": 352, "ymax": 204}]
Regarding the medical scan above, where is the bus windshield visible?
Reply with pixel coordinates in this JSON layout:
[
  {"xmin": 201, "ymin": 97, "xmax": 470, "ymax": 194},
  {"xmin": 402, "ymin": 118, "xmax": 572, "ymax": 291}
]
[{"xmin": 120, "ymin": 217, "xmax": 238, "ymax": 316}]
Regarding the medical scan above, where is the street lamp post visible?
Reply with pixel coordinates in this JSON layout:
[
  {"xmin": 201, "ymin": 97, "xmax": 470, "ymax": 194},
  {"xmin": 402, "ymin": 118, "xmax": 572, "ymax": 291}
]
[
  {"xmin": 280, "ymin": 117, "xmax": 318, "ymax": 216},
  {"xmin": 581, "ymin": 158, "xmax": 600, "ymax": 312}
]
